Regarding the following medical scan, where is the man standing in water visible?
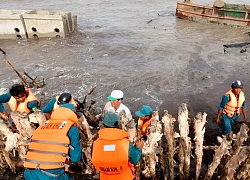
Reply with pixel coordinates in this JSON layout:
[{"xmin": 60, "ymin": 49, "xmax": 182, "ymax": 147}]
[{"xmin": 216, "ymin": 80, "xmax": 247, "ymax": 136}]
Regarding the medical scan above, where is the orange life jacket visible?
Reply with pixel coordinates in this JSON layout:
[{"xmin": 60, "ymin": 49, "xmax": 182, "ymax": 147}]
[
  {"xmin": 53, "ymin": 95, "xmax": 77, "ymax": 110},
  {"xmin": 91, "ymin": 128, "xmax": 134, "ymax": 180},
  {"xmin": 8, "ymin": 89, "xmax": 39, "ymax": 114},
  {"xmin": 24, "ymin": 107, "xmax": 78, "ymax": 170},
  {"xmin": 222, "ymin": 89, "xmax": 245, "ymax": 117},
  {"xmin": 50, "ymin": 107, "xmax": 78, "ymax": 123},
  {"xmin": 138, "ymin": 116, "xmax": 153, "ymax": 136}
]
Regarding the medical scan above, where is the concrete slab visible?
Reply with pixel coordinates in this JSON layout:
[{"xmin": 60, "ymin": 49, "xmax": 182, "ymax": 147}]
[
  {"xmin": 22, "ymin": 13, "xmax": 67, "ymax": 38},
  {"xmin": 0, "ymin": 9, "xmax": 76, "ymax": 39},
  {"xmin": 0, "ymin": 14, "xmax": 27, "ymax": 39}
]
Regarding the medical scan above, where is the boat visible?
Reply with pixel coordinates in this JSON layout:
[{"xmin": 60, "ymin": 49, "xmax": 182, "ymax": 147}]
[{"xmin": 176, "ymin": 0, "xmax": 250, "ymax": 29}]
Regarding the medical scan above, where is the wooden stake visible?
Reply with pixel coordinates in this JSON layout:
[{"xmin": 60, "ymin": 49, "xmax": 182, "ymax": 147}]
[{"xmin": 4, "ymin": 60, "xmax": 28, "ymax": 86}]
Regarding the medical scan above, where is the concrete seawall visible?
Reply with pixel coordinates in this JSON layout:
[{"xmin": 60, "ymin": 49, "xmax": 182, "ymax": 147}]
[{"xmin": 0, "ymin": 9, "xmax": 77, "ymax": 39}]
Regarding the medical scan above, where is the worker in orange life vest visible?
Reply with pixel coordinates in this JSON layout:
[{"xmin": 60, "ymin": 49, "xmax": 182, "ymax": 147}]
[
  {"xmin": 216, "ymin": 80, "xmax": 247, "ymax": 135},
  {"xmin": 91, "ymin": 113, "xmax": 144, "ymax": 180},
  {"xmin": 42, "ymin": 92, "xmax": 77, "ymax": 119},
  {"xmin": 0, "ymin": 84, "xmax": 40, "ymax": 120},
  {"xmin": 23, "ymin": 105, "xmax": 82, "ymax": 180},
  {"xmin": 135, "ymin": 105, "xmax": 154, "ymax": 136}
]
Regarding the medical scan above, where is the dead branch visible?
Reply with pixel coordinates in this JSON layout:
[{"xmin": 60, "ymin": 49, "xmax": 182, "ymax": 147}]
[{"xmin": 24, "ymin": 72, "xmax": 43, "ymax": 88}]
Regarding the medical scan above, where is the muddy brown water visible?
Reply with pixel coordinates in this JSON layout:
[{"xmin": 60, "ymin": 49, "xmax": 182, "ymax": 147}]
[{"xmin": 0, "ymin": 0, "xmax": 250, "ymax": 179}]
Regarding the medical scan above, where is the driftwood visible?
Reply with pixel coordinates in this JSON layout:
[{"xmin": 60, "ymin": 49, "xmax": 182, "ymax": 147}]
[
  {"xmin": 84, "ymin": 110, "xmax": 101, "ymax": 127},
  {"xmin": 76, "ymin": 86, "xmax": 97, "ymax": 114},
  {"xmin": 236, "ymin": 154, "xmax": 250, "ymax": 179},
  {"xmin": 0, "ymin": 120, "xmax": 19, "ymax": 172},
  {"xmin": 11, "ymin": 111, "xmax": 35, "ymax": 138},
  {"xmin": 2, "ymin": 149, "xmax": 16, "ymax": 172},
  {"xmin": 162, "ymin": 110, "xmax": 179, "ymax": 180},
  {"xmin": 148, "ymin": 111, "xmax": 164, "ymax": 179},
  {"xmin": 76, "ymin": 113, "xmax": 96, "ymax": 174},
  {"xmin": 204, "ymin": 123, "xmax": 249, "ymax": 180},
  {"xmin": 1, "ymin": 102, "xmax": 250, "ymax": 180},
  {"xmin": 55, "ymin": 105, "xmax": 250, "ymax": 179},
  {"xmin": 231, "ymin": 123, "xmax": 249, "ymax": 155},
  {"xmin": 120, "ymin": 110, "xmax": 136, "ymax": 142},
  {"xmin": 11, "ymin": 111, "xmax": 46, "ymax": 161},
  {"xmin": 178, "ymin": 103, "xmax": 191, "ymax": 180},
  {"xmin": 0, "ymin": 110, "xmax": 46, "ymax": 172},
  {"xmin": 222, "ymin": 123, "xmax": 249, "ymax": 180},
  {"xmin": 193, "ymin": 112, "xmax": 207, "ymax": 180},
  {"xmin": 117, "ymin": 110, "xmax": 140, "ymax": 179},
  {"xmin": 0, "ymin": 109, "xmax": 98, "ymax": 175},
  {"xmin": 0, "ymin": 112, "xmax": 8, "ymax": 121},
  {"xmin": 223, "ymin": 146, "xmax": 250, "ymax": 180},
  {"xmin": 134, "ymin": 124, "xmax": 142, "ymax": 179},
  {"xmin": 141, "ymin": 111, "xmax": 163, "ymax": 178},
  {"xmin": 28, "ymin": 110, "xmax": 47, "ymax": 125},
  {"xmin": 204, "ymin": 136, "xmax": 229, "ymax": 180}
]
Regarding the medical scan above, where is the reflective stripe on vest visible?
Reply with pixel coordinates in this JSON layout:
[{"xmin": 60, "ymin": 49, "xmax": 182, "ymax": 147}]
[
  {"xmin": 222, "ymin": 90, "xmax": 245, "ymax": 117},
  {"xmin": 24, "ymin": 119, "xmax": 74, "ymax": 170},
  {"xmin": 8, "ymin": 89, "xmax": 39, "ymax": 114},
  {"xmin": 40, "ymin": 170, "xmax": 62, "ymax": 177},
  {"xmin": 92, "ymin": 128, "xmax": 134, "ymax": 180}
]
